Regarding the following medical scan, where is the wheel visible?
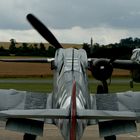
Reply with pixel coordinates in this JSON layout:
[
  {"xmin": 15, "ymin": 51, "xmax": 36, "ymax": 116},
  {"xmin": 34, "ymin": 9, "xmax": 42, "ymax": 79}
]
[
  {"xmin": 23, "ymin": 133, "xmax": 37, "ymax": 140},
  {"xmin": 104, "ymin": 135, "xmax": 116, "ymax": 140},
  {"xmin": 97, "ymin": 81, "xmax": 108, "ymax": 94}
]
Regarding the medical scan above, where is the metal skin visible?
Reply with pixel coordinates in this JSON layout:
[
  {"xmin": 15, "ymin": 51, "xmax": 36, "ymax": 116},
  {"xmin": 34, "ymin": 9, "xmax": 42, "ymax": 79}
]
[{"xmin": 52, "ymin": 48, "xmax": 90, "ymax": 140}]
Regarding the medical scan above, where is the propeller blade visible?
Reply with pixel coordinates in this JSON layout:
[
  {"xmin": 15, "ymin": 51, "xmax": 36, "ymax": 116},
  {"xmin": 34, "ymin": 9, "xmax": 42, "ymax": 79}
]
[{"xmin": 27, "ymin": 14, "xmax": 63, "ymax": 49}]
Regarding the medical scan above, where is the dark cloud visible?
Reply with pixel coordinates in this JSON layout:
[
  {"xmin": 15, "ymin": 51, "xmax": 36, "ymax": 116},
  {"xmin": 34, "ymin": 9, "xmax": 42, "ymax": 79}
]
[{"xmin": 0, "ymin": 0, "xmax": 140, "ymax": 30}]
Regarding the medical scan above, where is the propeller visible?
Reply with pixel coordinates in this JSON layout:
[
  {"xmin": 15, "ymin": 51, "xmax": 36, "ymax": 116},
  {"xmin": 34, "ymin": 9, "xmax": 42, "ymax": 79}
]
[
  {"xmin": 27, "ymin": 14, "xmax": 63, "ymax": 49},
  {"xmin": 90, "ymin": 58, "xmax": 113, "ymax": 81}
]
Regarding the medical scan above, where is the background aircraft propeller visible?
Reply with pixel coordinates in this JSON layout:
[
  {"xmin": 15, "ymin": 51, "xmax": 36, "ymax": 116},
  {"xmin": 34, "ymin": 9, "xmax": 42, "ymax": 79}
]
[{"xmin": 27, "ymin": 14, "xmax": 63, "ymax": 49}]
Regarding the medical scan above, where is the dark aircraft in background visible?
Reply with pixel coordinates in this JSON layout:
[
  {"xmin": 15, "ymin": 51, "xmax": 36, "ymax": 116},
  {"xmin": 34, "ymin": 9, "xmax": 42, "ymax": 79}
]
[
  {"xmin": 0, "ymin": 14, "xmax": 140, "ymax": 140},
  {"xmin": 89, "ymin": 47, "xmax": 140, "ymax": 91}
]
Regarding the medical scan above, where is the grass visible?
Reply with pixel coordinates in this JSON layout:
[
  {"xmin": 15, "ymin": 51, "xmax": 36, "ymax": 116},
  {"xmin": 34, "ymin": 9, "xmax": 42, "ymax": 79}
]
[
  {"xmin": 89, "ymin": 83, "xmax": 140, "ymax": 93},
  {"xmin": 0, "ymin": 83, "xmax": 52, "ymax": 93},
  {"xmin": 0, "ymin": 77, "xmax": 139, "ymax": 93}
]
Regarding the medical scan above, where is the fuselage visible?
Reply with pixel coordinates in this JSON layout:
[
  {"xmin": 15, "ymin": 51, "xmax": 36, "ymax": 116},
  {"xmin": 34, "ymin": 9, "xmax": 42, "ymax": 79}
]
[{"xmin": 52, "ymin": 48, "xmax": 91, "ymax": 140}]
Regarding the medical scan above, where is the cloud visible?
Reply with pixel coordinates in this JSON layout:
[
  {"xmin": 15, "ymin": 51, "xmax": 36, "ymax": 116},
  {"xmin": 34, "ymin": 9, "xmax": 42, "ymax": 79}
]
[
  {"xmin": 0, "ymin": 26, "xmax": 139, "ymax": 45},
  {"xmin": 0, "ymin": 29, "xmax": 45, "ymax": 43},
  {"xmin": 0, "ymin": 0, "xmax": 140, "ymax": 29},
  {"xmin": 53, "ymin": 26, "xmax": 138, "ymax": 45},
  {"xmin": 0, "ymin": 0, "xmax": 140, "ymax": 44}
]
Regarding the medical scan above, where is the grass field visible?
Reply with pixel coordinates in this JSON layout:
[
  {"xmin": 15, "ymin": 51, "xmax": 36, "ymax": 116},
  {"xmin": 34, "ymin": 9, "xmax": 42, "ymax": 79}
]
[
  {"xmin": 0, "ymin": 83, "xmax": 52, "ymax": 92},
  {"xmin": 0, "ymin": 55, "xmax": 136, "ymax": 93},
  {"xmin": 90, "ymin": 82, "xmax": 140, "ymax": 93},
  {"xmin": 0, "ymin": 77, "xmax": 139, "ymax": 93}
]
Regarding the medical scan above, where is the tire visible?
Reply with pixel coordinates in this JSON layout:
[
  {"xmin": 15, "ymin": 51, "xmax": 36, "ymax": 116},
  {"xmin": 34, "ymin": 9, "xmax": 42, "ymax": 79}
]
[
  {"xmin": 23, "ymin": 133, "xmax": 37, "ymax": 140},
  {"xmin": 97, "ymin": 85, "xmax": 104, "ymax": 94},
  {"xmin": 104, "ymin": 135, "xmax": 116, "ymax": 140}
]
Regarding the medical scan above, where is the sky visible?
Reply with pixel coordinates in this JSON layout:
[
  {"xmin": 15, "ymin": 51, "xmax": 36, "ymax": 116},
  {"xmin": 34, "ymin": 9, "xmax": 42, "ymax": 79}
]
[{"xmin": 0, "ymin": 0, "xmax": 140, "ymax": 45}]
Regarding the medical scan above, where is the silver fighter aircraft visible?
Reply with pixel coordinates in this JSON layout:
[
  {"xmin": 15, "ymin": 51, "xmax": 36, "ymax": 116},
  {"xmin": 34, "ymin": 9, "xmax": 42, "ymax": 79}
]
[{"xmin": 1, "ymin": 14, "xmax": 140, "ymax": 140}]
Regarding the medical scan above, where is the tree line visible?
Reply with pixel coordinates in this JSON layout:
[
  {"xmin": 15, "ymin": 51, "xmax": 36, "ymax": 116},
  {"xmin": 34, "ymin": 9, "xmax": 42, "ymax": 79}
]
[
  {"xmin": 0, "ymin": 39, "xmax": 57, "ymax": 57},
  {"xmin": 83, "ymin": 37, "xmax": 140, "ymax": 59},
  {"xmin": 0, "ymin": 37, "xmax": 140, "ymax": 59}
]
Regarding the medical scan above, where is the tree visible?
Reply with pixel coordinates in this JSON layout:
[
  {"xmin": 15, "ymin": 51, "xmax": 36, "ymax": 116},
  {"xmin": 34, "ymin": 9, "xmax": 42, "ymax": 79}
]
[
  {"xmin": 21, "ymin": 43, "xmax": 29, "ymax": 55},
  {"xmin": 120, "ymin": 37, "xmax": 134, "ymax": 48},
  {"xmin": 0, "ymin": 46, "xmax": 9, "ymax": 56},
  {"xmin": 39, "ymin": 43, "xmax": 46, "ymax": 56},
  {"xmin": 9, "ymin": 38, "xmax": 17, "ymax": 54},
  {"xmin": 82, "ymin": 43, "xmax": 90, "ymax": 57},
  {"xmin": 46, "ymin": 46, "xmax": 56, "ymax": 57}
]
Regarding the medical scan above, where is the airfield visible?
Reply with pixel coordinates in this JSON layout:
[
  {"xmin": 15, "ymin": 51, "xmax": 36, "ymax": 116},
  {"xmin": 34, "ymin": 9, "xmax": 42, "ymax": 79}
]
[
  {"xmin": 0, "ymin": 78, "xmax": 139, "ymax": 140},
  {"xmin": 0, "ymin": 62, "xmax": 129, "ymax": 78},
  {"xmin": 0, "ymin": 123, "xmax": 139, "ymax": 140},
  {"xmin": 0, "ymin": 60, "xmax": 139, "ymax": 139}
]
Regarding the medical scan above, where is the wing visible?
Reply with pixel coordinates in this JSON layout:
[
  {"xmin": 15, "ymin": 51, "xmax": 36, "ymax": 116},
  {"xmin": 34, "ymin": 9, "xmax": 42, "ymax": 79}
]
[
  {"xmin": 77, "ymin": 110, "xmax": 139, "ymax": 120},
  {"xmin": 0, "ymin": 89, "xmax": 52, "ymax": 111},
  {"xmin": 91, "ymin": 58, "xmax": 140, "ymax": 70},
  {"xmin": 112, "ymin": 59, "xmax": 140, "ymax": 69},
  {"xmin": 89, "ymin": 91, "xmax": 140, "ymax": 113},
  {"xmin": 82, "ymin": 91, "xmax": 140, "ymax": 120},
  {"xmin": 0, "ymin": 58, "xmax": 54, "ymax": 63},
  {"xmin": 1, "ymin": 109, "xmax": 68, "ymax": 136},
  {"xmin": 80, "ymin": 91, "xmax": 140, "ymax": 137},
  {"xmin": 0, "ymin": 89, "xmax": 62, "ymax": 136},
  {"xmin": 0, "ymin": 109, "xmax": 68, "ymax": 119}
]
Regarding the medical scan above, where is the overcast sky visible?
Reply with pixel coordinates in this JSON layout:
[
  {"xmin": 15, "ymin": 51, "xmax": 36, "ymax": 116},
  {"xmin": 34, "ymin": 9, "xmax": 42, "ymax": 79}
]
[{"xmin": 0, "ymin": 0, "xmax": 140, "ymax": 45}]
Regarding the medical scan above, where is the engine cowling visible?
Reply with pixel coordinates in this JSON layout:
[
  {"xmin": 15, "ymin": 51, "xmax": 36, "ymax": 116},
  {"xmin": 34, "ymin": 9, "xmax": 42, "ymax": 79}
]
[
  {"xmin": 90, "ymin": 59, "xmax": 113, "ymax": 81},
  {"xmin": 131, "ymin": 48, "xmax": 140, "ymax": 82}
]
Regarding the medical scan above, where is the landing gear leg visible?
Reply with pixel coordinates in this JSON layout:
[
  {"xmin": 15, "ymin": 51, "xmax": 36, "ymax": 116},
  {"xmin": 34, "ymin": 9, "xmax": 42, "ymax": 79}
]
[
  {"xmin": 97, "ymin": 84, "xmax": 104, "ymax": 94},
  {"xmin": 23, "ymin": 133, "xmax": 37, "ymax": 140},
  {"xmin": 97, "ymin": 80, "xmax": 108, "ymax": 94},
  {"xmin": 102, "ymin": 80, "xmax": 108, "ymax": 93},
  {"xmin": 104, "ymin": 135, "xmax": 116, "ymax": 140},
  {"xmin": 130, "ymin": 80, "xmax": 133, "ymax": 88}
]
